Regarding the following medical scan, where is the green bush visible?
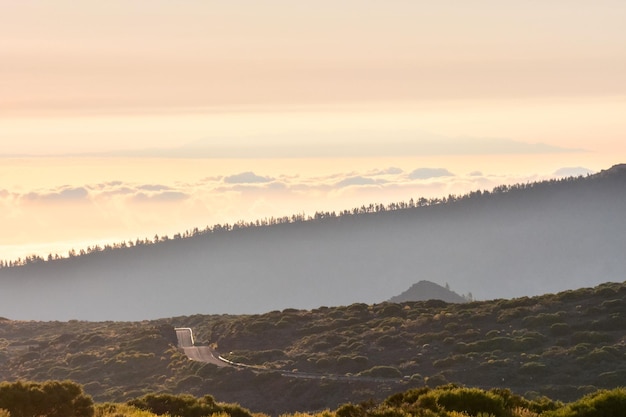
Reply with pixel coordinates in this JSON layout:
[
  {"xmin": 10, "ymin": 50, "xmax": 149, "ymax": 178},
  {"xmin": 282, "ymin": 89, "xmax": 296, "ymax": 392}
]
[
  {"xmin": 418, "ymin": 387, "xmax": 507, "ymax": 417},
  {"xmin": 543, "ymin": 387, "xmax": 626, "ymax": 417},
  {"xmin": 95, "ymin": 403, "xmax": 159, "ymax": 417},
  {"xmin": 433, "ymin": 354, "xmax": 469, "ymax": 369},
  {"xmin": 424, "ymin": 374, "xmax": 448, "ymax": 387},
  {"xmin": 519, "ymin": 362, "xmax": 548, "ymax": 376},
  {"xmin": 358, "ymin": 366, "xmax": 402, "ymax": 379},
  {"xmin": 550, "ymin": 322, "xmax": 571, "ymax": 336},
  {"xmin": 522, "ymin": 312, "xmax": 565, "ymax": 328},
  {"xmin": 128, "ymin": 393, "xmax": 253, "ymax": 417},
  {"xmin": 570, "ymin": 331, "xmax": 614, "ymax": 344},
  {"xmin": 379, "ymin": 304, "xmax": 405, "ymax": 318},
  {"xmin": 599, "ymin": 299, "xmax": 624, "ymax": 311},
  {"xmin": 0, "ymin": 380, "xmax": 94, "ymax": 417},
  {"xmin": 336, "ymin": 403, "xmax": 367, "ymax": 417},
  {"xmin": 497, "ymin": 307, "xmax": 532, "ymax": 323}
]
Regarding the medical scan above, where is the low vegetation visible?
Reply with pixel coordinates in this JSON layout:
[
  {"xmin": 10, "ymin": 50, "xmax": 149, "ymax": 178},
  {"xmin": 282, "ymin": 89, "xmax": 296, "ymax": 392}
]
[
  {"xmin": 1, "ymin": 380, "xmax": 626, "ymax": 417},
  {"xmin": 2, "ymin": 281, "xmax": 626, "ymax": 414}
]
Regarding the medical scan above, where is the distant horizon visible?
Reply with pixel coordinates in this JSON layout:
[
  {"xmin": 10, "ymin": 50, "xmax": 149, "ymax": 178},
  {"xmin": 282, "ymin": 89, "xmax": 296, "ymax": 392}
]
[{"xmin": 0, "ymin": 135, "xmax": 588, "ymax": 159}]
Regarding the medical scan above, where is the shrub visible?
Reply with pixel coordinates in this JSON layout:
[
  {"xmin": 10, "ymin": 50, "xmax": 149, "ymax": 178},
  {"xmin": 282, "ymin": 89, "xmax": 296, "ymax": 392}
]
[
  {"xmin": 129, "ymin": 393, "xmax": 253, "ymax": 417},
  {"xmin": 594, "ymin": 286, "xmax": 618, "ymax": 297},
  {"xmin": 543, "ymin": 387, "xmax": 626, "ymax": 417},
  {"xmin": 316, "ymin": 357, "xmax": 332, "ymax": 369},
  {"xmin": 550, "ymin": 323, "xmax": 570, "ymax": 336},
  {"xmin": 599, "ymin": 299, "xmax": 624, "ymax": 311},
  {"xmin": 570, "ymin": 331, "xmax": 614, "ymax": 344},
  {"xmin": 0, "ymin": 380, "xmax": 94, "ymax": 417},
  {"xmin": 335, "ymin": 355, "xmax": 368, "ymax": 372},
  {"xmin": 578, "ymin": 347, "xmax": 618, "ymax": 365},
  {"xmin": 433, "ymin": 354, "xmax": 469, "ymax": 369},
  {"xmin": 359, "ymin": 366, "xmax": 402, "ymax": 379},
  {"xmin": 418, "ymin": 387, "xmax": 507, "ymax": 417},
  {"xmin": 336, "ymin": 403, "xmax": 367, "ymax": 417},
  {"xmin": 592, "ymin": 315, "xmax": 626, "ymax": 331},
  {"xmin": 522, "ymin": 312, "xmax": 565, "ymax": 328},
  {"xmin": 347, "ymin": 303, "xmax": 370, "ymax": 314},
  {"xmin": 379, "ymin": 304, "xmax": 405, "ymax": 318},
  {"xmin": 519, "ymin": 362, "xmax": 548, "ymax": 376},
  {"xmin": 497, "ymin": 307, "xmax": 532, "ymax": 323},
  {"xmin": 95, "ymin": 403, "xmax": 158, "ymax": 417},
  {"xmin": 424, "ymin": 374, "xmax": 448, "ymax": 387},
  {"xmin": 376, "ymin": 335, "xmax": 407, "ymax": 348}
]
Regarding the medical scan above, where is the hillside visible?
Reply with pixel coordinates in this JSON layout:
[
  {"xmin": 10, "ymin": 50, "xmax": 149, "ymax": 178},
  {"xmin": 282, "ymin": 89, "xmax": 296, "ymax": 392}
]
[
  {"xmin": 388, "ymin": 280, "xmax": 467, "ymax": 303},
  {"xmin": 2, "ymin": 281, "xmax": 626, "ymax": 414},
  {"xmin": 1, "ymin": 164, "xmax": 626, "ymax": 321}
]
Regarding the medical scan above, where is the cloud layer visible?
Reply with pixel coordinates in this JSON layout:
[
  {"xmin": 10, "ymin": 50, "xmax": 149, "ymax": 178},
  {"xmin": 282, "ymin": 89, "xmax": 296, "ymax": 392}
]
[
  {"xmin": 7, "ymin": 165, "xmax": 597, "ymax": 215},
  {"xmin": 0, "ymin": 162, "xmax": 597, "ymax": 263}
]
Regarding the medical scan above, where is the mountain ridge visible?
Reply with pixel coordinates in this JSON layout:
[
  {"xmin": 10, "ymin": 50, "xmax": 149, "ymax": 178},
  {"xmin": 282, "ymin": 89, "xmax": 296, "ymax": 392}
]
[{"xmin": 1, "ymin": 164, "xmax": 625, "ymax": 321}]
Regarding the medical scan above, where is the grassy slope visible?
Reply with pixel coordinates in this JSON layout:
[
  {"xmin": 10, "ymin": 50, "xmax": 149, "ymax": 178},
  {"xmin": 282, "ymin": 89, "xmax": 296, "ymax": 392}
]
[{"xmin": 2, "ymin": 281, "xmax": 626, "ymax": 414}]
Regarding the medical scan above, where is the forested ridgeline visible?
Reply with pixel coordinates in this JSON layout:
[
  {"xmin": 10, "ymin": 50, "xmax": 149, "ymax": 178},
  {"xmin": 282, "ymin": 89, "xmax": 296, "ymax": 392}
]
[
  {"xmin": 2, "ymin": 164, "xmax": 624, "ymax": 269},
  {"xmin": 2, "ymin": 164, "xmax": 625, "ymax": 321}
]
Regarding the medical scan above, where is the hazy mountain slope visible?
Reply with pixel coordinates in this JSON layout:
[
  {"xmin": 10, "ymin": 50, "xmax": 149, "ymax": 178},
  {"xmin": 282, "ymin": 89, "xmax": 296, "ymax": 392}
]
[{"xmin": 1, "ymin": 164, "xmax": 625, "ymax": 321}]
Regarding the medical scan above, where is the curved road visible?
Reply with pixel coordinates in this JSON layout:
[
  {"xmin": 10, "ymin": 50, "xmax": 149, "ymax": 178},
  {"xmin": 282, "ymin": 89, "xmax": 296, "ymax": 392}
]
[
  {"xmin": 175, "ymin": 328, "xmax": 231, "ymax": 367},
  {"xmin": 174, "ymin": 327, "xmax": 412, "ymax": 384}
]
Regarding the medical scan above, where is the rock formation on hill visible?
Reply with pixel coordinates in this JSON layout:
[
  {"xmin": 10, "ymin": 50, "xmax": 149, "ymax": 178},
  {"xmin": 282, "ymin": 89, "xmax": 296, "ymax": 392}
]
[{"xmin": 388, "ymin": 280, "xmax": 467, "ymax": 303}]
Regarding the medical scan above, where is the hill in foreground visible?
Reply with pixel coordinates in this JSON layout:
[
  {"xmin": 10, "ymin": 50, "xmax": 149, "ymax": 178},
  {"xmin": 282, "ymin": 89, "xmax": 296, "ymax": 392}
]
[
  {"xmin": 2, "ymin": 281, "xmax": 626, "ymax": 414},
  {"xmin": 1, "ymin": 164, "xmax": 626, "ymax": 321}
]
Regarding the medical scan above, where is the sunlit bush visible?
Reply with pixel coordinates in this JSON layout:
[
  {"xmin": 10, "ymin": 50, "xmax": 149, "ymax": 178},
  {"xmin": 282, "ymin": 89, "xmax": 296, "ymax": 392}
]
[{"xmin": 543, "ymin": 387, "xmax": 626, "ymax": 417}]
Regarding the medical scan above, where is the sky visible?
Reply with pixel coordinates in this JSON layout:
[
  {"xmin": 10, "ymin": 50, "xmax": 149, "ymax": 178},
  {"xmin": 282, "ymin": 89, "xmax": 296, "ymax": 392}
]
[{"xmin": 1, "ymin": 1, "xmax": 626, "ymax": 262}]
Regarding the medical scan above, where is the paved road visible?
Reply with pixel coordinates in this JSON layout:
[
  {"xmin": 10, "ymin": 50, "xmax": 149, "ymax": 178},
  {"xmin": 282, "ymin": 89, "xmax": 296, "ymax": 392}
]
[
  {"xmin": 174, "ymin": 327, "xmax": 411, "ymax": 384},
  {"xmin": 175, "ymin": 328, "xmax": 230, "ymax": 367}
]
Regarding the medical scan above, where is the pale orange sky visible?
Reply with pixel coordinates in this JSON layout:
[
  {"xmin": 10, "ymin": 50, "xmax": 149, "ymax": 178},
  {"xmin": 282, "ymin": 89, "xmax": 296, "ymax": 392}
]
[
  {"xmin": 1, "ymin": 1, "xmax": 625, "ymax": 261},
  {"xmin": 2, "ymin": 1, "xmax": 625, "ymax": 153},
  {"xmin": 2, "ymin": 2, "xmax": 625, "ymax": 115}
]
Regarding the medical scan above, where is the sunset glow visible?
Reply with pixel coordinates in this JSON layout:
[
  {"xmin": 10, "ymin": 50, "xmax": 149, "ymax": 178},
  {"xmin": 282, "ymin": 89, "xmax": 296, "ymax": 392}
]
[{"xmin": 1, "ymin": 1, "xmax": 625, "ymax": 262}]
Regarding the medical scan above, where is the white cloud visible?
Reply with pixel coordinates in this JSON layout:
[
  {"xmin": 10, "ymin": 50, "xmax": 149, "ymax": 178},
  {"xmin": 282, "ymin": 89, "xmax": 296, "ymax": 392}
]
[
  {"xmin": 367, "ymin": 167, "xmax": 404, "ymax": 176},
  {"xmin": 137, "ymin": 184, "xmax": 174, "ymax": 191},
  {"xmin": 223, "ymin": 172, "xmax": 274, "ymax": 184},
  {"xmin": 22, "ymin": 186, "xmax": 90, "ymax": 202},
  {"xmin": 336, "ymin": 176, "xmax": 381, "ymax": 188},
  {"xmin": 132, "ymin": 191, "xmax": 189, "ymax": 202},
  {"xmin": 408, "ymin": 168, "xmax": 455, "ymax": 180},
  {"xmin": 553, "ymin": 167, "xmax": 594, "ymax": 177}
]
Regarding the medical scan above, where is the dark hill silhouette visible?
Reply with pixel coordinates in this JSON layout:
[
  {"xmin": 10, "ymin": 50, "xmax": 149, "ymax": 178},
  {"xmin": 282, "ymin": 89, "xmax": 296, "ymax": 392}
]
[
  {"xmin": 1, "ymin": 164, "xmax": 625, "ymax": 321},
  {"xmin": 388, "ymin": 280, "xmax": 467, "ymax": 303}
]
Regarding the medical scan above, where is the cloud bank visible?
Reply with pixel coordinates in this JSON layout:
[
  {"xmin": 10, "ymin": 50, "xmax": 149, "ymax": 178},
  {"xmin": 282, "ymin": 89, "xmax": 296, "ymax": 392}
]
[
  {"xmin": 1, "ymin": 164, "xmax": 596, "ymax": 263},
  {"xmin": 9, "ymin": 166, "xmax": 598, "ymax": 216},
  {"xmin": 408, "ymin": 168, "xmax": 454, "ymax": 180}
]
